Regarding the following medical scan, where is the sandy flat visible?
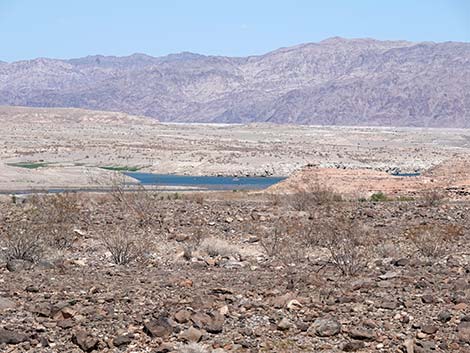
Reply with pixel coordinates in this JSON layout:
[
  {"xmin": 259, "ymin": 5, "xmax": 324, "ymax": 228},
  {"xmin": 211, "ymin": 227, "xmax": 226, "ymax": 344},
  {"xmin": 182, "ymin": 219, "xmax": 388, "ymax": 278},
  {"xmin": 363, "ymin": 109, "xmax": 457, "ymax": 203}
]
[{"xmin": 1, "ymin": 106, "xmax": 470, "ymax": 191}]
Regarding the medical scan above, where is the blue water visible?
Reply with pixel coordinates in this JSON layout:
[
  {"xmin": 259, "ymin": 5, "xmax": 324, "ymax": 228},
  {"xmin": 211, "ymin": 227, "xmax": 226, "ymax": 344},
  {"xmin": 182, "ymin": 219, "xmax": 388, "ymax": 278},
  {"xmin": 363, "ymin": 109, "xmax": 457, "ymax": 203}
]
[{"xmin": 124, "ymin": 173, "xmax": 285, "ymax": 190}]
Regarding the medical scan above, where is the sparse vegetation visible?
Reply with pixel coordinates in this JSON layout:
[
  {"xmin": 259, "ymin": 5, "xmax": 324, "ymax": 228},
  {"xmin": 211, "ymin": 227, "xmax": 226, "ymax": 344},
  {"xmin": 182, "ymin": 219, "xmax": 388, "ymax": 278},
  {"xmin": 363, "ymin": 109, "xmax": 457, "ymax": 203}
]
[
  {"xmin": 100, "ymin": 224, "xmax": 152, "ymax": 265},
  {"xmin": 405, "ymin": 223, "xmax": 463, "ymax": 259},
  {"xmin": 99, "ymin": 165, "xmax": 141, "ymax": 172},
  {"xmin": 7, "ymin": 162, "xmax": 49, "ymax": 169},
  {"xmin": 288, "ymin": 180, "xmax": 342, "ymax": 211},
  {"xmin": 319, "ymin": 214, "xmax": 372, "ymax": 276},
  {"xmin": 421, "ymin": 189, "xmax": 445, "ymax": 207},
  {"xmin": 370, "ymin": 191, "xmax": 388, "ymax": 202},
  {"xmin": 1, "ymin": 213, "xmax": 45, "ymax": 262}
]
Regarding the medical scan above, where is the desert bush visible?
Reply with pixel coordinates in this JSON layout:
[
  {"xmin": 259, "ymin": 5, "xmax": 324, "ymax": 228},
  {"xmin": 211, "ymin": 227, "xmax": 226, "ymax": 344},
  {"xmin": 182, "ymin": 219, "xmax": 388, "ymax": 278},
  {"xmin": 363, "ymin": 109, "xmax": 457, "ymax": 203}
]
[
  {"xmin": 1, "ymin": 209, "xmax": 46, "ymax": 262},
  {"xmin": 185, "ymin": 193, "xmax": 205, "ymax": 205},
  {"xmin": 29, "ymin": 193, "xmax": 80, "ymax": 249},
  {"xmin": 259, "ymin": 217, "xmax": 314, "ymax": 263},
  {"xmin": 370, "ymin": 192, "xmax": 388, "ymax": 202},
  {"xmin": 95, "ymin": 172, "xmax": 163, "ymax": 229},
  {"xmin": 405, "ymin": 223, "xmax": 463, "ymax": 258},
  {"xmin": 100, "ymin": 225, "xmax": 153, "ymax": 265},
  {"xmin": 257, "ymin": 216, "xmax": 317, "ymax": 289},
  {"xmin": 317, "ymin": 214, "xmax": 372, "ymax": 276},
  {"xmin": 289, "ymin": 188, "xmax": 342, "ymax": 211},
  {"xmin": 420, "ymin": 190, "xmax": 445, "ymax": 207}
]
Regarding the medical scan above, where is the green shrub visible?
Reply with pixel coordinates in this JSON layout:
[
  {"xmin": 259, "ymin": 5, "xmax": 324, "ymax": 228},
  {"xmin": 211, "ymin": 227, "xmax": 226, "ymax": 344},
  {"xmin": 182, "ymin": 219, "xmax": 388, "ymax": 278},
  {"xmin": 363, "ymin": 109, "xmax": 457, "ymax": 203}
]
[{"xmin": 370, "ymin": 192, "xmax": 388, "ymax": 202}]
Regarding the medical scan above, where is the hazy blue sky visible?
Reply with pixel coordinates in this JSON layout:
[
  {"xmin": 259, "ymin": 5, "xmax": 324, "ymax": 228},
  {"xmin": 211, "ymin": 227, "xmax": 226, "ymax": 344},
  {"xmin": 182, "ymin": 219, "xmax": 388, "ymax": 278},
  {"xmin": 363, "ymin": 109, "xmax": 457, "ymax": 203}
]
[{"xmin": 1, "ymin": 0, "xmax": 469, "ymax": 61}]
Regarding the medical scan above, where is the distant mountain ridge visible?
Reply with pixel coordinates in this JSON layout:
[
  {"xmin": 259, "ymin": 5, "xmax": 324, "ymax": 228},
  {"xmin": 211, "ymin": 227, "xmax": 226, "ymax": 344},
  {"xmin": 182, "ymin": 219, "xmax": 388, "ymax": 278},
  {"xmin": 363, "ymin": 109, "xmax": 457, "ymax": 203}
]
[{"xmin": 1, "ymin": 37, "xmax": 469, "ymax": 127}]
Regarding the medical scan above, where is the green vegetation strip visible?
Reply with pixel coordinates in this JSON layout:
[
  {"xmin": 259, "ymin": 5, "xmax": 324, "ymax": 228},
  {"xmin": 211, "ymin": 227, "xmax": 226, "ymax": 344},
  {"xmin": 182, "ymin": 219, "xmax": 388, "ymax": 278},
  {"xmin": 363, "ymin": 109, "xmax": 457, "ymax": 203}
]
[
  {"xmin": 99, "ymin": 166, "xmax": 141, "ymax": 172},
  {"xmin": 7, "ymin": 162, "xmax": 49, "ymax": 169}
]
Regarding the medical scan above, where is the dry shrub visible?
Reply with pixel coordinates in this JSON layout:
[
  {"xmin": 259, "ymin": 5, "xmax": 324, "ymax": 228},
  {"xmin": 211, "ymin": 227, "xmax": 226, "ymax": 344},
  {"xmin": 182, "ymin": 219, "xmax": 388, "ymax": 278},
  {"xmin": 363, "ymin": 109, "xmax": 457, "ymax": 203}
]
[
  {"xmin": 198, "ymin": 237, "xmax": 240, "ymax": 258},
  {"xmin": 1, "ymin": 193, "xmax": 81, "ymax": 261},
  {"xmin": 288, "ymin": 180, "xmax": 342, "ymax": 211},
  {"xmin": 100, "ymin": 224, "xmax": 153, "ymax": 265},
  {"xmin": 257, "ymin": 216, "xmax": 317, "ymax": 289},
  {"xmin": 1, "ymin": 211, "xmax": 45, "ymax": 262},
  {"xmin": 259, "ymin": 217, "xmax": 313, "ymax": 264},
  {"xmin": 29, "ymin": 193, "xmax": 80, "ymax": 249},
  {"xmin": 97, "ymin": 172, "xmax": 164, "ymax": 229},
  {"xmin": 405, "ymin": 223, "xmax": 463, "ymax": 258},
  {"xmin": 420, "ymin": 190, "xmax": 445, "ymax": 207},
  {"xmin": 315, "ymin": 213, "xmax": 373, "ymax": 276},
  {"xmin": 184, "ymin": 193, "xmax": 205, "ymax": 205}
]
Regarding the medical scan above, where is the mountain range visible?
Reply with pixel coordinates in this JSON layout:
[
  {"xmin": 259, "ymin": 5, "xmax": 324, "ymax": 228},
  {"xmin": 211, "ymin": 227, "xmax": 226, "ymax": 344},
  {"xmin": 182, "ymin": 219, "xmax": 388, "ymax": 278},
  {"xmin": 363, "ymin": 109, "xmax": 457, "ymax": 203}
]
[{"xmin": 1, "ymin": 37, "xmax": 469, "ymax": 127}]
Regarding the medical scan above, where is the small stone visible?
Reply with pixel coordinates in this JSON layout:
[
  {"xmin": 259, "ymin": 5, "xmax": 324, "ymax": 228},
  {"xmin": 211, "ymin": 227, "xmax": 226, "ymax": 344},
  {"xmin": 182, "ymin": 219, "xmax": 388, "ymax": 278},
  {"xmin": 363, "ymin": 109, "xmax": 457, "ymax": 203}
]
[
  {"xmin": 421, "ymin": 295, "xmax": 434, "ymax": 304},
  {"xmin": 6, "ymin": 259, "xmax": 32, "ymax": 272},
  {"xmin": 72, "ymin": 330, "xmax": 99, "ymax": 352},
  {"xmin": 437, "ymin": 310, "xmax": 452, "ymax": 323},
  {"xmin": 342, "ymin": 340, "xmax": 365, "ymax": 352},
  {"xmin": 421, "ymin": 325, "xmax": 438, "ymax": 335},
  {"xmin": 309, "ymin": 318, "xmax": 341, "ymax": 337},
  {"xmin": 57, "ymin": 319, "xmax": 74, "ymax": 329},
  {"xmin": 174, "ymin": 309, "xmax": 192, "ymax": 324},
  {"xmin": 25, "ymin": 285, "xmax": 39, "ymax": 293},
  {"xmin": 454, "ymin": 303, "xmax": 467, "ymax": 311},
  {"xmin": 219, "ymin": 305, "xmax": 229, "ymax": 316},
  {"xmin": 277, "ymin": 318, "xmax": 292, "ymax": 331},
  {"xmin": 143, "ymin": 317, "xmax": 173, "ymax": 338},
  {"xmin": 379, "ymin": 271, "xmax": 399, "ymax": 280},
  {"xmin": 416, "ymin": 332, "xmax": 427, "ymax": 339},
  {"xmin": 349, "ymin": 328, "xmax": 374, "ymax": 340},
  {"xmin": 393, "ymin": 258, "xmax": 410, "ymax": 267},
  {"xmin": 206, "ymin": 311, "xmax": 224, "ymax": 334},
  {"xmin": 180, "ymin": 326, "xmax": 203, "ymax": 342},
  {"xmin": 113, "ymin": 334, "xmax": 133, "ymax": 347},
  {"xmin": 403, "ymin": 338, "xmax": 415, "ymax": 353},
  {"xmin": 286, "ymin": 299, "xmax": 302, "ymax": 310},
  {"xmin": 379, "ymin": 301, "xmax": 398, "ymax": 310}
]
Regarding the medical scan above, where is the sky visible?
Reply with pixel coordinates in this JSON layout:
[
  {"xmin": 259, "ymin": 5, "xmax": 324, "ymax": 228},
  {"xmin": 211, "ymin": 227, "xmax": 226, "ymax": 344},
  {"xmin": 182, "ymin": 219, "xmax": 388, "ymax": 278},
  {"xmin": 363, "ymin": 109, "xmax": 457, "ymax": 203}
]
[{"xmin": 0, "ymin": 0, "xmax": 469, "ymax": 62}]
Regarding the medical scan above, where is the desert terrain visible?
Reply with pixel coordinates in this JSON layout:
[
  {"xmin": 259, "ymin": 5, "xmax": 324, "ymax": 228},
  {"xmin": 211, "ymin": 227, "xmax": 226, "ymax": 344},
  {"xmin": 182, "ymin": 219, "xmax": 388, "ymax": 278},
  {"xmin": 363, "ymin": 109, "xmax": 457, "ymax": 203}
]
[
  {"xmin": 0, "ymin": 106, "xmax": 470, "ymax": 353},
  {"xmin": 1, "ymin": 106, "xmax": 470, "ymax": 193}
]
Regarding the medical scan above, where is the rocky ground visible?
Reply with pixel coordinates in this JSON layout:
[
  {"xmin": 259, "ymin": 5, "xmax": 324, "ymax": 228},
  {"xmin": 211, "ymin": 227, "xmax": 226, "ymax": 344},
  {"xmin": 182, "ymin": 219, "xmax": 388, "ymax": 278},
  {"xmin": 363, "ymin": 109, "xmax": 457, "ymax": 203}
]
[{"xmin": 0, "ymin": 190, "xmax": 469, "ymax": 352}]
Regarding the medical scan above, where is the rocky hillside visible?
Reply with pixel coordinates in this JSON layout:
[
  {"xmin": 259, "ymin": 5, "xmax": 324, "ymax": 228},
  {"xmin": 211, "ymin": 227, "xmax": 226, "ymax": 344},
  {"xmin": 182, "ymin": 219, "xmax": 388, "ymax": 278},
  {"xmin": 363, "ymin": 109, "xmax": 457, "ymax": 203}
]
[{"xmin": 1, "ymin": 37, "xmax": 470, "ymax": 127}]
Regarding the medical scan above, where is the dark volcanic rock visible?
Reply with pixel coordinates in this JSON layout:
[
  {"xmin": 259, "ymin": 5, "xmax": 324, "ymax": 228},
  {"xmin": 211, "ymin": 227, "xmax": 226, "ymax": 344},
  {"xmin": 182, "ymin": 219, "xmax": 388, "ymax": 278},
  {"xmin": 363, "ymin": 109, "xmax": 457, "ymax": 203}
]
[
  {"xmin": 144, "ymin": 317, "xmax": 173, "ymax": 338},
  {"xmin": 72, "ymin": 330, "xmax": 99, "ymax": 352},
  {"xmin": 0, "ymin": 328, "xmax": 28, "ymax": 345}
]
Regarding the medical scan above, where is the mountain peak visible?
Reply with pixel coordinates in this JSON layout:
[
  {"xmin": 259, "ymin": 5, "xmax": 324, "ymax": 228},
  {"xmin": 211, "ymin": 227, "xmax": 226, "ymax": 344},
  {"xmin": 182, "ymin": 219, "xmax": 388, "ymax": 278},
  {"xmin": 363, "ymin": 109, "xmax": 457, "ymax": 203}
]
[{"xmin": 0, "ymin": 38, "xmax": 469, "ymax": 127}]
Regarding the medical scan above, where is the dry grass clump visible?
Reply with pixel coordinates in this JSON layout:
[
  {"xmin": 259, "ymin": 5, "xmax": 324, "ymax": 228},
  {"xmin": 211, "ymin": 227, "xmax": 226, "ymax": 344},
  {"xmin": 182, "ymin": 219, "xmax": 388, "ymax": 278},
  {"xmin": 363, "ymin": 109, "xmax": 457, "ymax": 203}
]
[
  {"xmin": 420, "ymin": 190, "xmax": 445, "ymax": 207},
  {"xmin": 405, "ymin": 223, "xmax": 463, "ymax": 258},
  {"xmin": 258, "ymin": 210, "xmax": 372, "ymax": 277},
  {"xmin": 100, "ymin": 224, "xmax": 154, "ymax": 265},
  {"xmin": 287, "ymin": 180, "xmax": 342, "ymax": 211},
  {"xmin": 198, "ymin": 237, "xmax": 240, "ymax": 258}
]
